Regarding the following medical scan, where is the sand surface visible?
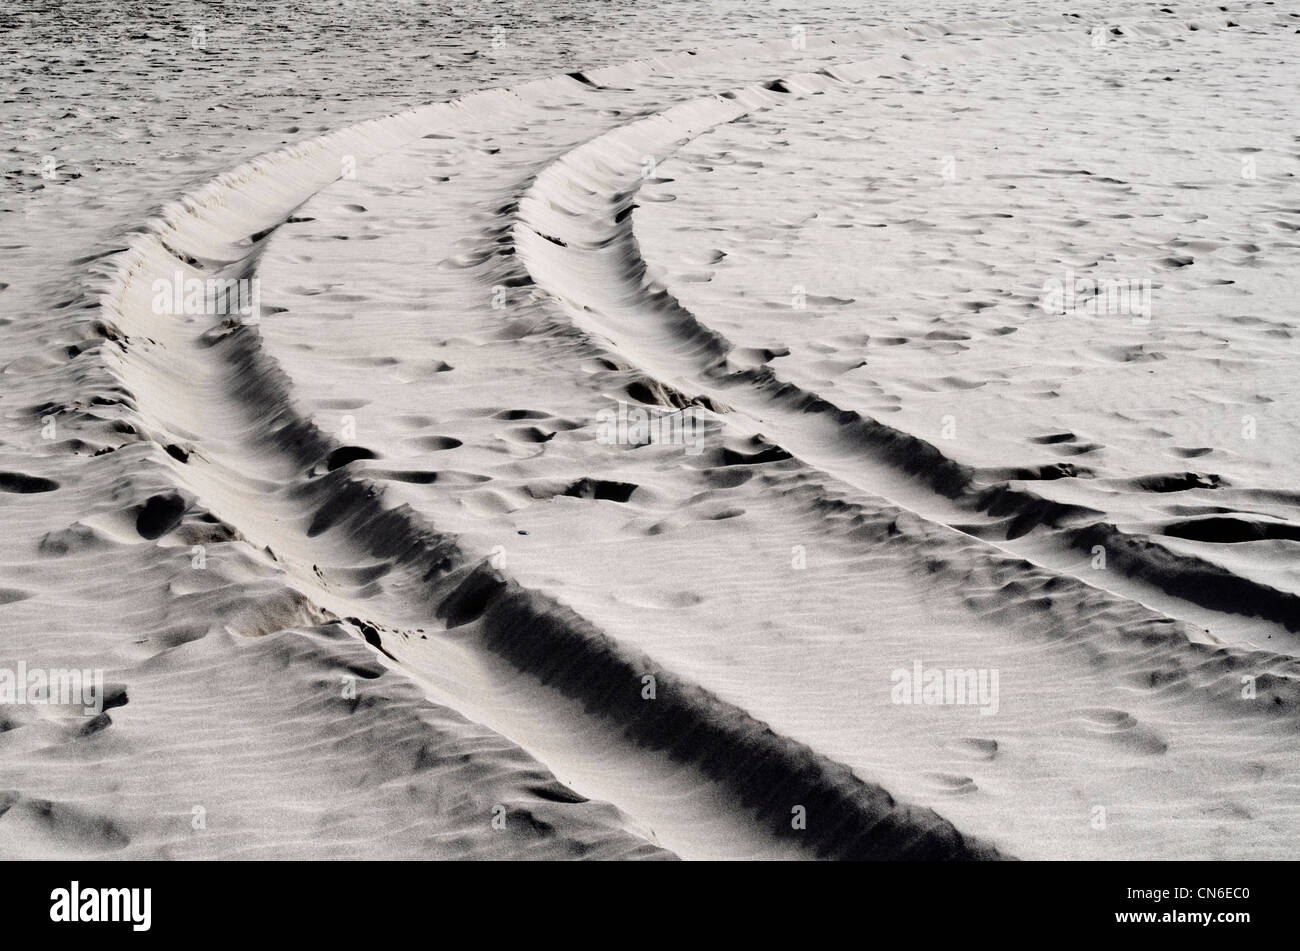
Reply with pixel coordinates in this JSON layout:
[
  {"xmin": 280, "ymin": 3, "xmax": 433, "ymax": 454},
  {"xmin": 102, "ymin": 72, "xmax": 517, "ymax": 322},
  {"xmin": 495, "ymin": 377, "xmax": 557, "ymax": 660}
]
[{"xmin": 3, "ymin": 1, "xmax": 1299, "ymax": 859}]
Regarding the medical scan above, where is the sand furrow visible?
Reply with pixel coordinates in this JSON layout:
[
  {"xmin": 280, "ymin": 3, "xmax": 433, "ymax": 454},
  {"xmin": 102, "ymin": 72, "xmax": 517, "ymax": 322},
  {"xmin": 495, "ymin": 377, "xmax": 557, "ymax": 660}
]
[
  {"xmin": 224, "ymin": 8, "xmax": 1300, "ymax": 858},
  {"xmin": 10, "ymin": 1, "xmax": 1293, "ymax": 861},
  {"xmin": 513, "ymin": 13, "xmax": 1300, "ymax": 648},
  {"xmin": 92, "ymin": 53, "xmax": 1018, "ymax": 859}
]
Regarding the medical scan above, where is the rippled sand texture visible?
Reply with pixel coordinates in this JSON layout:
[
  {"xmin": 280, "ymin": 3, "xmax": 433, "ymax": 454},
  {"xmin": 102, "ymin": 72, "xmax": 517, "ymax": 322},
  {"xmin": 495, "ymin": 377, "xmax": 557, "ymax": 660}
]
[{"xmin": 3, "ymin": 2, "xmax": 1299, "ymax": 859}]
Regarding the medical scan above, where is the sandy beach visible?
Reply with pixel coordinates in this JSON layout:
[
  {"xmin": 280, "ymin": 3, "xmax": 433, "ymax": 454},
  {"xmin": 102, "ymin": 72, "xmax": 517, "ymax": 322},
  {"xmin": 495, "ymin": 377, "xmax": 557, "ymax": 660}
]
[{"xmin": 3, "ymin": 0, "xmax": 1299, "ymax": 861}]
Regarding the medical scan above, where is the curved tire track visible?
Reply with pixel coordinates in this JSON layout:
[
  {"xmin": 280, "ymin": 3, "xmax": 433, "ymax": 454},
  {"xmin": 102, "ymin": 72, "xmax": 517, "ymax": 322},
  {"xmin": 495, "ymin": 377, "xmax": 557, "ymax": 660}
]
[{"xmin": 95, "ymin": 49, "xmax": 1009, "ymax": 861}]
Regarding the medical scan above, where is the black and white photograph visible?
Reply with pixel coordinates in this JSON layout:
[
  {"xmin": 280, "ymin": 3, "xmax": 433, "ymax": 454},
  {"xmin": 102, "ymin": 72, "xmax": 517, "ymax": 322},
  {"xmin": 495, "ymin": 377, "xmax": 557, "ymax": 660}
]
[{"xmin": 1, "ymin": 0, "xmax": 1295, "ymax": 928}]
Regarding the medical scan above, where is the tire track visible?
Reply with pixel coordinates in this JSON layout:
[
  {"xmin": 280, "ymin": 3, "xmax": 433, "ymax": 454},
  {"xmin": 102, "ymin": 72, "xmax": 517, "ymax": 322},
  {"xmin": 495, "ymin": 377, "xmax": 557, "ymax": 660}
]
[
  {"xmin": 96, "ymin": 47, "xmax": 1010, "ymax": 861},
  {"xmin": 512, "ymin": 11, "xmax": 1300, "ymax": 647}
]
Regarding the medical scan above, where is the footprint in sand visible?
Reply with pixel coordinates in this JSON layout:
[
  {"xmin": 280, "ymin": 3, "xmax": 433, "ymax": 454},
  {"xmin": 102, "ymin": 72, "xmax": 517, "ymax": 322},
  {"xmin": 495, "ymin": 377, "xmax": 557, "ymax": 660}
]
[
  {"xmin": 1071, "ymin": 708, "xmax": 1169, "ymax": 755},
  {"xmin": 0, "ymin": 471, "xmax": 59, "ymax": 493},
  {"xmin": 409, "ymin": 435, "xmax": 463, "ymax": 451},
  {"xmin": 922, "ymin": 772, "xmax": 979, "ymax": 795},
  {"xmin": 947, "ymin": 737, "xmax": 999, "ymax": 761}
]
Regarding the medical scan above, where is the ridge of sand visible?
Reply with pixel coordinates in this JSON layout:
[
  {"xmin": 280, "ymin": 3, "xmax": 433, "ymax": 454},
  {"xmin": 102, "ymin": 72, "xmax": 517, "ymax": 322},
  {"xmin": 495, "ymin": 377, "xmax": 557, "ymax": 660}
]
[
  {"xmin": 516, "ymin": 11, "xmax": 1300, "ymax": 644},
  {"xmin": 7, "ymin": 2, "xmax": 1298, "ymax": 860},
  {"xmin": 92, "ymin": 38, "xmax": 1045, "ymax": 860},
  {"xmin": 232, "ymin": 8, "xmax": 1300, "ymax": 858}
]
